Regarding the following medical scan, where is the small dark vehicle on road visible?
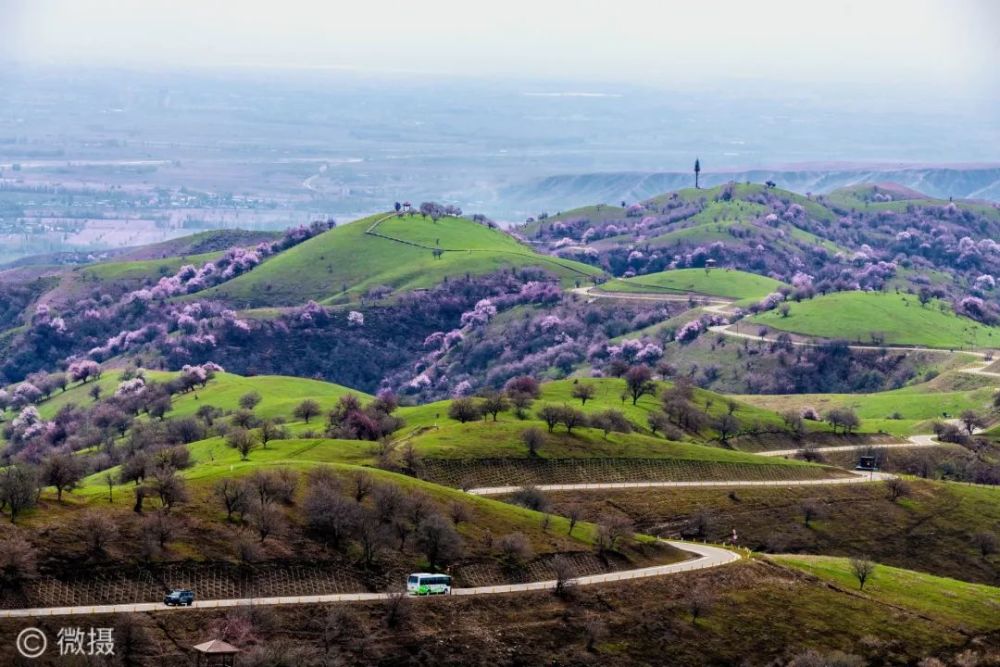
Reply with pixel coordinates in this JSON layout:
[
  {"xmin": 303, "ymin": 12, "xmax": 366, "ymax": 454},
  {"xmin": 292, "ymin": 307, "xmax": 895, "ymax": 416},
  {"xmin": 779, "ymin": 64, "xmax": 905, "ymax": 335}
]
[{"xmin": 164, "ymin": 589, "xmax": 195, "ymax": 606}]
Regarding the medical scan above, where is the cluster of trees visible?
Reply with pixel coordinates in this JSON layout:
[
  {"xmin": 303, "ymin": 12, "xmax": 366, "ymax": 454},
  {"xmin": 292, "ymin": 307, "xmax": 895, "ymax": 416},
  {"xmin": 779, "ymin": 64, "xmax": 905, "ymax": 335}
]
[
  {"xmin": 401, "ymin": 290, "xmax": 683, "ymax": 401},
  {"xmin": 664, "ymin": 334, "xmax": 932, "ymax": 395},
  {"xmin": 324, "ymin": 392, "xmax": 403, "ymax": 442},
  {"xmin": 529, "ymin": 185, "xmax": 999, "ymax": 319},
  {"xmin": 215, "ymin": 468, "xmax": 466, "ymax": 570}
]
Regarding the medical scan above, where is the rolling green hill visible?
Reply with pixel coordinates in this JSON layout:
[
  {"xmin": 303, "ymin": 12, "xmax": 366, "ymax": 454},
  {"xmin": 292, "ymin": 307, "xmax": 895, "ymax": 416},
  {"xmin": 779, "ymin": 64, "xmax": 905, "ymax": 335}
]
[
  {"xmin": 194, "ymin": 212, "xmax": 603, "ymax": 308},
  {"xmin": 733, "ymin": 376, "xmax": 997, "ymax": 436},
  {"xmin": 773, "ymin": 555, "xmax": 1000, "ymax": 632},
  {"xmin": 749, "ymin": 291, "xmax": 1000, "ymax": 349},
  {"xmin": 26, "ymin": 370, "xmax": 365, "ymax": 422},
  {"xmin": 601, "ymin": 268, "xmax": 787, "ymax": 301}
]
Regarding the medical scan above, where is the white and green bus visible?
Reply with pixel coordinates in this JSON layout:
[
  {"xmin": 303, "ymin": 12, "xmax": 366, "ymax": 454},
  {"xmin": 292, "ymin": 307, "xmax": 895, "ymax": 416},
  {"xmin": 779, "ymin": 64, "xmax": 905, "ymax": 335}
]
[{"xmin": 406, "ymin": 573, "xmax": 453, "ymax": 595}]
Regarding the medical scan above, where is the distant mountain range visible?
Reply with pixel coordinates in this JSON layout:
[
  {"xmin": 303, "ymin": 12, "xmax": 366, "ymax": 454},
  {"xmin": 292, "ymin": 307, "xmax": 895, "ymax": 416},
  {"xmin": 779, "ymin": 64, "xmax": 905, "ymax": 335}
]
[{"xmin": 499, "ymin": 166, "xmax": 1000, "ymax": 217}]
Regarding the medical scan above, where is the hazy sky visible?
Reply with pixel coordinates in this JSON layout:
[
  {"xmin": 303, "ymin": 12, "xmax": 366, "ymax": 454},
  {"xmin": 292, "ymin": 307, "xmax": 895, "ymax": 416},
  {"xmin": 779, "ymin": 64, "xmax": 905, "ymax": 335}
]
[{"xmin": 2, "ymin": 0, "xmax": 998, "ymax": 95}]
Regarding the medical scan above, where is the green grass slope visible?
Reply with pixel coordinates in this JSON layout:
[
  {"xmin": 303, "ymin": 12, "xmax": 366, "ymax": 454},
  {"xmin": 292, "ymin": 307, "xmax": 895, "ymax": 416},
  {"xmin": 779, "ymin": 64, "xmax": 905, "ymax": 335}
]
[
  {"xmin": 750, "ymin": 291, "xmax": 1000, "ymax": 349},
  {"xmin": 195, "ymin": 212, "xmax": 603, "ymax": 308},
  {"xmin": 773, "ymin": 554, "xmax": 1000, "ymax": 632},
  {"xmin": 547, "ymin": 481, "xmax": 1000, "ymax": 585},
  {"xmin": 733, "ymin": 375, "xmax": 997, "ymax": 436},
  {"xmin": 602, "ymin": 268, "xmax": 786, "ymax": 301},
  {"xmin": 26, "ymin": 370, "xmax": 365, "ymax": 422}
]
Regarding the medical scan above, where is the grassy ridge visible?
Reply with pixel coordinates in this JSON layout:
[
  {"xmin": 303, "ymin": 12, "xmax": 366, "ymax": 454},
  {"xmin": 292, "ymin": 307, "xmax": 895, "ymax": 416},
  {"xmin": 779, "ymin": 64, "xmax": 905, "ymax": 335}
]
[
  {"xmin": 773, "ymin": 555, "xmax": 1000, "ymax": 631},
  {"xmin": 194, "ymin": 213, "xmax": 603, "ymax": 307},
  {"xmin": 398, "ymin": 377, "xmax": 817, "ymax": 438},
  {"xmin": 750, "ymin": 291, "xmax": 1000, "ymax": 349},
  {"xmin": 78, "ymin": 251, "xmax": 222, "ymax": 281},
  {"xmin": 602, "ymin": 268, "xmax": 786, "ymax": 300},
  {"xmin": 28, "ymin": 371, "xmax": 365, "ymax": 422},
  {"xmin": 733, "ymin": 378, "xmax": 997, "ymax": 436}
]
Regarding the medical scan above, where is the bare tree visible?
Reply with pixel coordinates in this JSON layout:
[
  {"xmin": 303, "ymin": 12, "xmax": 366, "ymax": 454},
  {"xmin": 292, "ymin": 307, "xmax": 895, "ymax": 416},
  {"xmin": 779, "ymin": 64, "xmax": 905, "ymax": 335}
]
[
  {"xmin": 448, "ymin": 500, "xmax": 472, "ymax": 526},
  {"xmin": 624, "ymin": 365, "xmax": 656, "ymax": 405},
  {"xmin": 373, "ymin": 483, "xmax": 407, "ymax": 524},
  {"xmin": 591, "ymin": 409, "xmax": 632, "ymax": 438},
  {"xmin": 415, "ymin": 513, "xmax": 464, "ymax": 569},
  {"xmin": 0, "ymin": 465, "xmax": 39, "ymax": 524},
  {"xmin": 357, "ymin": 512, "xmax": 390, "ymax": 568},
  {"xmin": 959, "ymin": 409, "xmax": 984, "ymax": 435},
  {"xmin": 351, "ymin": 471, "xmax": 374, "ymax": 502},
  {"xmin": 560, "ymin": 406, "xmax": 588, "ymax": 434},
  {"xmin": 551, "ymin": 555, "xmax": 577, "ymax": 598},
  {"xmin": 509, "ymin": 392, "xmax": 534, "ymax": 419},
  {"xmin": 511, "ymin": 486, "xmax": 550, "ymax": 512},
  {"xmin": 521, "ymin": 427, "xmax": 545, "ymax": 457},
  {"xmin": 781, "ymin": 410, "xmax": 806, "ymax": 438},
  {"xmin": 142, "ymin": 511, "xmax": 176, "ymax": 550},
  {"xmin": 971, "ymin": 531, "xmax": 998, "ymax": 558},
  {"xmin": 303, "ymin": 486, "xmax": 358, "ymax": 548},
  {"xmin": 239, "ymin": 391, "xmax": 262, "ymax": 411},
  {"xmin": 496, "ymin": 532, "xmax": 534, "ymax": 571},
  {"xmin": 849, "ymin": 556, "xmax": 876, "ymax": 590},
  {"xmin": 713, "ymin": 413, "xmax": 741, "ymax": 444},
  {"xmin": 382, "ymin": 590, "xmax": 411, "ymax": 630},
  {"xmin": 801, "ymin": 499, "xmax": 823, "ymax": 527},
  {"xmin": 216, "ymin": 478, "xmax": 250, "ymax": 522},
  {"xmin": 105, "ymin": 472, "xmax": 116, "ymax": 503},
  {"xmin": 595, "ymin": 515, "xmax": 634, "ymax": 554},
  {"xmin": 885, "ymin": 478, "xmax": 911, "ymax": 502},
  {"xmin": 478, "ymin": 391, "xmax": 510, "ymax": 421},
  {"xmin": 448, "ymin": 398, "xmax": 482, "ymax": 423},
  {"xmin": 583, "ymin": 618, "xmax": 608, "ymax": 652},
  {"xmin": 248, "ymin": 500, "xmax": 285, "ymax": 544},
  {"xmin": 293, "ymin": 399, "xmax": 322, "ymax": 424},
  {"xmin": 571, "ymin": 383, "xmax": 596, "ymax": 405},
  {"xmin": 79, "ymin": 512, "xmax": 118, "ymax": 557},
  {"xmin": 226, "ymin": 428, "xmax": 259, "ymax": 460},
  {"xmin": 258, "ymin": 420, "xmax": 284, "ymax": 448},
  {"xmin": 686, "ymin": 585, "xmax": 715, "ymax": 624},
  {"xmin": 567, "ymin": 506, "xmax": 582, "ymax": 536},
  {"xmin": 537, "ymin": 405, "xmax": 563, "ymax": 433},
  {"xmin": 41, "ymin": 453, "xmax": 84, "ymax": 502},
  {"xmin": 0, "ymin": 535, "xmax": 38, "ymax": 588},
  {"xmin": 151, "ymin": 467, "xmax": 189, "ymax": 511}
]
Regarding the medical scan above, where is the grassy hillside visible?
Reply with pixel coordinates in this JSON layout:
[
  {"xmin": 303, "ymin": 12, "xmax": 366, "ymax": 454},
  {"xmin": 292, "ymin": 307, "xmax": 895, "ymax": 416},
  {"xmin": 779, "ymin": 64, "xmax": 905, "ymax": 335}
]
[
  {"xmin": 546, "ymin": 480, "xmax": 1000, "ymax": 585},
  {"xmin": 773, "ymin": 555, "xmax": 1000, "ymax": 630},
  {"xmin": 195, "ymin": 212, "xmax": 603, "ymax": 308},
  {"xmin": 733, "ymin": 377, "xmax": 997, "ymax": 436},
  {"xmin": 22, "ymin": 370, "xmax": 365, "ymax": 422},
  {"xmin": 77, "ymin": 251, "xmax": 222, "ymax": 282},
  {"xmin": 750, "ymin": 291, "xmax": 1000, "ymax": 349},
  {"xmin": 399, "ymin": 377, "xmax": 814, "ymax": 439},
  {"xmin": 602, "ymin": 268, "xmax": 787, "ymax": 301},
  {"xmin": 110, "ymin": 229, "xmax": 281, "ymax": 261}
]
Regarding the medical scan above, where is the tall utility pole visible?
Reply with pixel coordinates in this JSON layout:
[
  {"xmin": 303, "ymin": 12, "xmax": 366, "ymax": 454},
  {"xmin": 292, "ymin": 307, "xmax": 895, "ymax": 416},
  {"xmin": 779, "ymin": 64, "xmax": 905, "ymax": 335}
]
[{"xmin": 694, "ymin": 158, "xmax": 701, "ymax": 189}]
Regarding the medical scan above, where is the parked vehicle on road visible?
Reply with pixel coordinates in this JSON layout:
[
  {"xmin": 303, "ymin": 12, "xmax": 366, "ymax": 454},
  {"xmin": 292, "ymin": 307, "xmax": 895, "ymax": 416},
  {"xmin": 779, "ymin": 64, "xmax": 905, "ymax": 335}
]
[
  {"xmin": 406, "ymin": 573, "xmax": 452, "ymax": 595},
  {"xmin": 163, "ymin": 589, "xmax": 195, "ymax": 606}
]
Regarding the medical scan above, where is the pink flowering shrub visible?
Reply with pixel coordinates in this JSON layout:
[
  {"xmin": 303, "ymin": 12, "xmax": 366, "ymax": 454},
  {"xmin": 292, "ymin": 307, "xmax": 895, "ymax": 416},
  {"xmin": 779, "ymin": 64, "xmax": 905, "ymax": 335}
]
[{"xmin": 459, "ymin": 299, "xmax": 497, "ymax": 328}]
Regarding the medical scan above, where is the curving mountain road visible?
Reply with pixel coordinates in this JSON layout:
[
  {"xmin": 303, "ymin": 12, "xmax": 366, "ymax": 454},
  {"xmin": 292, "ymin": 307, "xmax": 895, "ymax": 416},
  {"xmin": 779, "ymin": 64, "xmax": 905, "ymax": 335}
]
[
  {"xmin": 0, "ymin": 541, "xmax": 739, "ymax": 619},
  {"xmin": 757, "ymin": 434, "xmax": 944, "ymax": 459},
  {"xmin": 466, "ymin": 469, "xmax": 895, "ymax": 496}
]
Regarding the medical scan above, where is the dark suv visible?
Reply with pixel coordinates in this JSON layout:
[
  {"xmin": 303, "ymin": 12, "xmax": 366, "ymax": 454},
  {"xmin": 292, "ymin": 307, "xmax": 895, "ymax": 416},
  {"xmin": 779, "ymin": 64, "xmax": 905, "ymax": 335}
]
[{"xmin": 163, "ymin": 589, "xmax": 195, "ymax": 606}]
